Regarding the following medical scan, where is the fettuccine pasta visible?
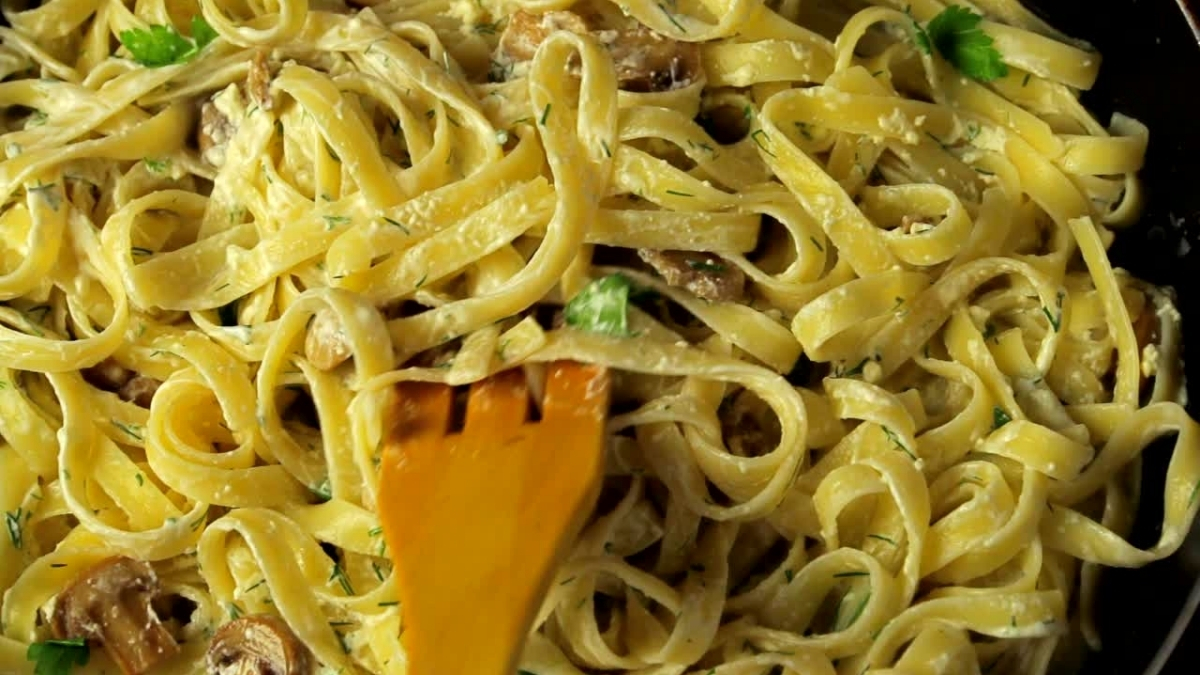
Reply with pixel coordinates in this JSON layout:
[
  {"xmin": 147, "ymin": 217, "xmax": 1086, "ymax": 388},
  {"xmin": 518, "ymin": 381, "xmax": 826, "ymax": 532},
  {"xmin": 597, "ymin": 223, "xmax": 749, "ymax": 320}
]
[{"xmin": 0, "ymin": 0, "xmax": 1197, "ymax": 674}]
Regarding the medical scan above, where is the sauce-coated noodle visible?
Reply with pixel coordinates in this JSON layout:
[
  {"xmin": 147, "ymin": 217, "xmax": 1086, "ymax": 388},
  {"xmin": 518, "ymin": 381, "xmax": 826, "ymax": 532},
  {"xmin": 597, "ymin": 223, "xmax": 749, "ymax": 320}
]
[{"xmin": 0, "ymin": 0, "xmax": 1197, "ymax": 674}]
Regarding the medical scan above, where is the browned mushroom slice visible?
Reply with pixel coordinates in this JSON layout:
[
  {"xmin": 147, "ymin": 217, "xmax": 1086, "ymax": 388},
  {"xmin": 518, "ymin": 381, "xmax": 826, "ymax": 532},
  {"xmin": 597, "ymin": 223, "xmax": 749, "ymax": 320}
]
[
  {"xmin": 206, "ymin": 615, "xmax": 312, "ymax": 675},
  {"xmin": 51, "ymin": 556, "xmax": 181, "ymax": 675},
  {"xmin": 304, "ymin": 308, "xmax": 353, "ymax": 371},
  {"xmin": 497, "ymin": 10, "xmax": 701, "ymax": 91},
  {"xmin": 83, "ymin": 358, "xmax": 162, "ymax": 408},
  {"xmin": 198, "ymin": 85, "xmax": 247, "ymax": 168},
  {"xmin": 637, "ymin": 249, "xmax": 745, "ymax": 302},
  {"xmin": 199, "ymin": 52, "xmax": 275, "ymax": 165},
  {"xmin": 499, "ymin": 10, "xmax": 591, "ymax": 61},
  {"xmin": 119, "ymin": 376, "xmax": 162, "ymax": 408},
  {"xmin": 603, "ymin": 24, "xmax": 702, "ymax": 92},
  {"xmin": 83, "ymin": 357, "xmax": 134, "ymax": 392},
  {"xmin": 246, "ymin": 50, "xmax": 275, "ymax": 111},
  {"xmin": 198, "ymin": 101, "xmax": 236, "ymax": 167}
]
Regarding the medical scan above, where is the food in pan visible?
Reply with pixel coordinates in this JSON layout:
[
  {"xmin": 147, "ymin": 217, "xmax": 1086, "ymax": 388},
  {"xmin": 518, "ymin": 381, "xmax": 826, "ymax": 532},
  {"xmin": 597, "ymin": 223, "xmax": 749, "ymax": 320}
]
[{"xmin": 0, "ymin": 0, "xmax": 1196, "ymax": 673}]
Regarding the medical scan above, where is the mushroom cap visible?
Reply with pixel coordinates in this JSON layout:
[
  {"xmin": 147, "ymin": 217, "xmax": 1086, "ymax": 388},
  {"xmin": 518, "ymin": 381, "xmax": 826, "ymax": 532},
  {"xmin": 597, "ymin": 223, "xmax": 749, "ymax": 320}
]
[
  {"xmin": 51, "ymin": 556, "xmax": 181, "ymax": 675},
  {"xmin": 206, "ymin": 615, "xmax": 312, "ymax": 675}
]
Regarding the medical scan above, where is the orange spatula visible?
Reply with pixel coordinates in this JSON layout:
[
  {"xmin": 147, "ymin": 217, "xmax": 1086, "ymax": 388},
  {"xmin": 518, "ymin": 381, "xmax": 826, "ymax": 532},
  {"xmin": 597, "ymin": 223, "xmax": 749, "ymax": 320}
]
[{"xmin": 376, "ymin": 362, "xmax": 610, "ymax": 675}]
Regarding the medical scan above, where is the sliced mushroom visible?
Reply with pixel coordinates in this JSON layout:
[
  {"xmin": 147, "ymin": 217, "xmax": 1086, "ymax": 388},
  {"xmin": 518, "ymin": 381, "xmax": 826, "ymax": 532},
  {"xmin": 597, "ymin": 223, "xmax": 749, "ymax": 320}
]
[
  {"xmin": 246, "ymin": 50, "xmax": 276, "ymax": 111},
  {"xmin": 51, "ymin": 556, "xmax": 181, "ymax": 675},
  {"xmin": 305, "ymin": 308, "xmax": 353, "ymax": 371},
  {"xmin": 497, "ymin": 10, "xmax": 702, "ymax": 91},
  {"xmin": 119, "ymin": 376, "xmax": 162, "ymax": 408},
  {"xmin": 499, "ymin": 10, "xmax": 590, "ymax": 59},
  {"xmin": 83, "ymin": 358, "xmax": 162, "ymax": 408},
  {"xmin": 198, "ymin": 51, "xmax": 278, "ymax": 165},
  {"xmin": 637, "ymin": 249, "xmax": 745, "ymax": 302},
  {"xmin": 198, "ymin": 85, "xmax": 247, "ymax": 168},
  {"xmin": 206, "ymin": 615, "xmax": 312, "ymax": 675},
  {"xmin": 83, "ymin": 357, "xmax": 133, "ymax": 391},
  {"xmin": 602, "ymin": 22, "xmax": 703, "ymax": 92}
]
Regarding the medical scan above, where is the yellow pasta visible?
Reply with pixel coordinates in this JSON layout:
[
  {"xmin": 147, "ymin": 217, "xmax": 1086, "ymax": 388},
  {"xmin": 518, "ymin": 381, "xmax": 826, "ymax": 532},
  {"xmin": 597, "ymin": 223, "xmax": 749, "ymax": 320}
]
[{"xmin": 0, "ymin": 0, "xmax": 1197, "ymax": 674}]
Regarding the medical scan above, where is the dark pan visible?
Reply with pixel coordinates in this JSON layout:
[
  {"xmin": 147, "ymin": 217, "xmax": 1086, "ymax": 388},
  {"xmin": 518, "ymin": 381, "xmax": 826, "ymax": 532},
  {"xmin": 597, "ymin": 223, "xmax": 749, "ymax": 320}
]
[{"xmin": 1022, "ymin": 0, "xmax": 1200, "ymax": 673}]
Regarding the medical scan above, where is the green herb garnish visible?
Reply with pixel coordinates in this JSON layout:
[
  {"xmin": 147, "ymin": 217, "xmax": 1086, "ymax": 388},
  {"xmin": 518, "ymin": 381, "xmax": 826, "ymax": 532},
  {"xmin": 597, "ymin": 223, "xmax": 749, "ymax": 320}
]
[
  {"xmin": 382, "ymin": 216, "xmax": 410, "ymax": 234},
  {"xmin": 111, "ymin": 420, "xmax": 143, "ymax": 441},
  {"xmin": 750, "ymin": 129, "xmax": 775, "ymax": 157},
  {"xmin": 330, "ymin": 562, "xmax": 355, "ymax": 596},
  {"xmin": 310, "ymin": 477, "xmax": 332, "ymax": 503},
  {"xmin": 840, "ymin": 357, "xmax": 869, "ymax": 378},
  {"xmin": 118, "ymin": 16, "xmax": 217, "ymax": 67},
  {"xmin": 563, "ymin": 274, "xmax": 635, "ymax": 337},
  {"xmin": 992, "ymin": 406, "xmax": 1012, "ymax": 430},
  {"xmin": 323, "ymin": 215, "xmax": 351, "ymax": 230},
  {"xmin": 143, "ymin": 158, "xmax": 170, "ymax": 174},
  {"xmin": 908, "ymin": 6, "xmax": 933, "ymax": 54},
  {"xmin": 5, "ymin": 509, "xmax": 23, "ymax": 549},
  {"xmin": 1042, "ymin": 299, "xmax": 1062, "ymax": 333},
  {"xmin": 982, "ymin": 321, "xmax": 998, "ymax": 341},
  {"xmin": 836, "ymin": 590, "xmax": 871, "ymax": 631},
  {"xmin": 881, "ymin": 426, "xmax": 916, "ymax": 460},
  {"xmin": 921, "ymin": 6, "xmax": 1009, "ymax": 82},
  {"xmin": 27, "ymin": 638, "xmax": 90, "ymax": 675},
  {"xmin": 657, "ymin": 2, "xmax": 687, "ymax": 33}
]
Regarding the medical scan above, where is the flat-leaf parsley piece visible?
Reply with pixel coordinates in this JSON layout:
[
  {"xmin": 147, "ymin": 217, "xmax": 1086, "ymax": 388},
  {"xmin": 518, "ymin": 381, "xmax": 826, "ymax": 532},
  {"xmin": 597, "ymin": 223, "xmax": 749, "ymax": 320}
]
[
  {"xmin": 190, "ymin": 16, "xmax": 218, "ymax": 48},
  {"xmin": 908, "ymin": 7, "xmax": 933, "ymax": 54},
  {"xmin": 118, "ymin": 16, "xmax": 217, "ymax": 67},
  {"xmin": 921, "ymin": 6, "xmax": 1009, "ymax": 82},
  {"xmin": 992, "ymin": 406, "xmax": 1012, "ymax": 430},
  {"xmin": 564, "ymin": 274, "xmax": 636, "ymax": 337},
  {"xmin": 27, "ymin": 638, "xmax": 90, "ymax": 675}
]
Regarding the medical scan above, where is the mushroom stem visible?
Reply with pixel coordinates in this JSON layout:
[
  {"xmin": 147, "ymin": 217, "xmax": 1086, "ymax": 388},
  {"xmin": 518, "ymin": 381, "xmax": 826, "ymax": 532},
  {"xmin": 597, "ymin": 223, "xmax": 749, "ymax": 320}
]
[
  {"xmin": 206, "ymin": 615, "xmax": 312, "ymax": 675},
  {"xmin": 51, "ymin": 556, "xmax": 181, "ymax": 675}
]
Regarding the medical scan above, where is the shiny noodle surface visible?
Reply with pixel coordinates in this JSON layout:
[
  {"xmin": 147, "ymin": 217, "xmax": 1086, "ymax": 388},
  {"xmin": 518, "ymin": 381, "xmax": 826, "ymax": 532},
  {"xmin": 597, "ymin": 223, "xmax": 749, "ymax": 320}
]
[{"xmin": 0, "ymin": 0, "xmax": 1197, "ymax": 674}]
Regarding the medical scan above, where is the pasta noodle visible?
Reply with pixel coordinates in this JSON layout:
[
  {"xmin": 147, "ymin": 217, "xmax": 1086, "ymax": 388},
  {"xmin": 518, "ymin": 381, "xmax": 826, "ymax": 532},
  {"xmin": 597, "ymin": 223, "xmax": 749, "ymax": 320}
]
[{"xmin": 0, "ymin": 0, "xmax": 1197, "ymax": 673}]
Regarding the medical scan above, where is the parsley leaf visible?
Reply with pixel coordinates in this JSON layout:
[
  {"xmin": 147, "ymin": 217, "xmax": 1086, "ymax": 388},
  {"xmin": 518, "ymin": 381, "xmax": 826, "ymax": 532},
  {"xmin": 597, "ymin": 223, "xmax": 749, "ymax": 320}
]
[
  {"xmin": 840, "ymin": 357, "xmax": 869, "ymax": 378},
  {"xmin": 992, "ymin": 406, "xmax": 1012, "ymax": 430},
  {"xmin": 924, "ymin": 6, "xmax": 1008, "ymax": 82},
  {"xmin": 908, "ymin": 8, "xmax": 932, "ymax": 54},
  {"xmin": 310, "ymin": 477, "xmax": 333, "ymax": 503},
  {"xmin": 190, "ymin": 16, "xmax": 218, "ymax": 49},
  {"xmin": 118, "ymin": 16, "xmax": 217, "ymax": 67},
  {"xmin": 5, "ymin": 508, "xmax": 23, "ymax": 549},
  {"xmin": 564, "ymin": 274, "xmax": 635, "ymax": 337},
  {"xmin": 27, "ymin": 638, "xmax": 90, "ymax": 675}
]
